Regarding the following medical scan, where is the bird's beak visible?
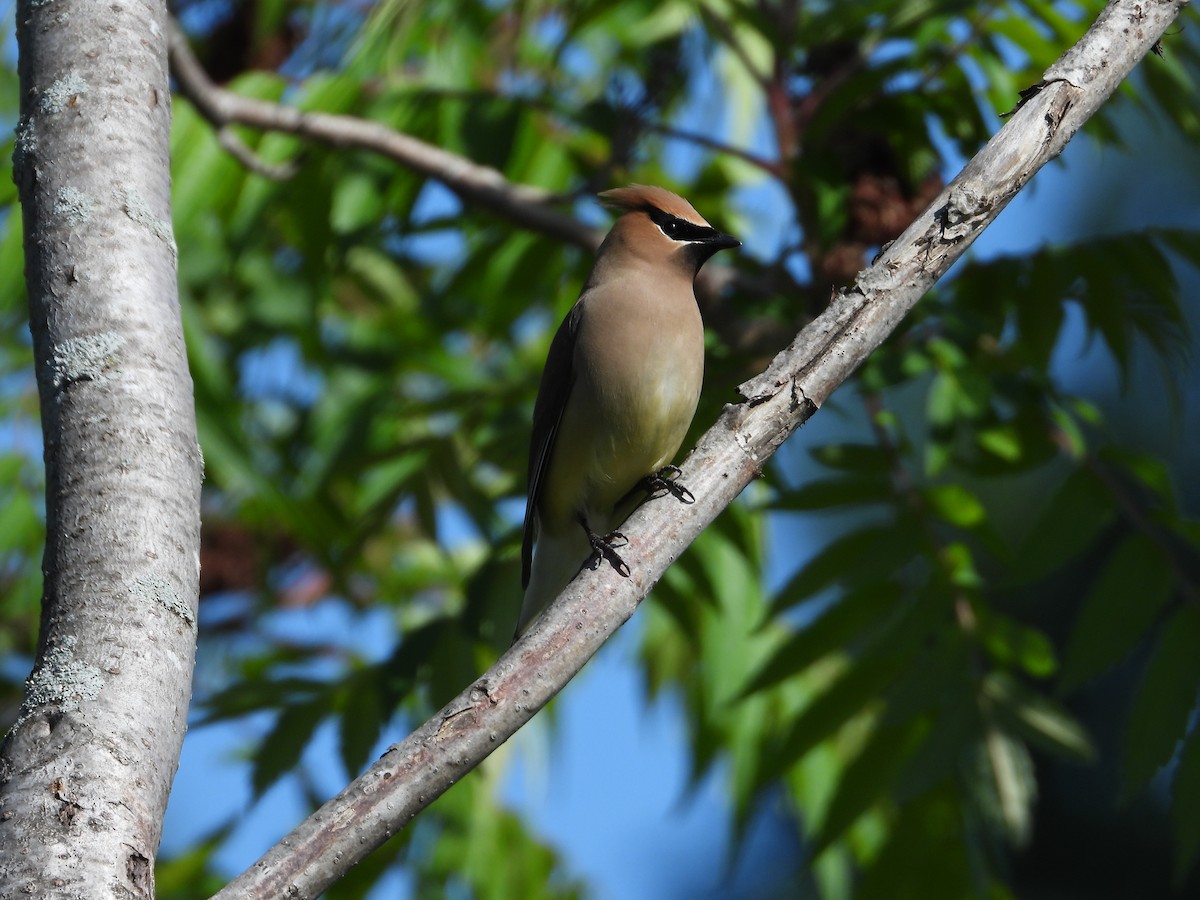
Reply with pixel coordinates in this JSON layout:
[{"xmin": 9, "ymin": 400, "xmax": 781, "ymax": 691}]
[
  {"xmin": 688, "ymin": 229, "xmax": 740, "ymax": 266},
  {"xmin": 706, "ymin": 231, "xmax": 741, "ymax": 252}
]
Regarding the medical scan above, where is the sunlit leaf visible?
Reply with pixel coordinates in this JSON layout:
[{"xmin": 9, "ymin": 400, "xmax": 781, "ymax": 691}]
[
  {"xmin": 984, "ymin": 672, "xmax": 1095, "ymax": 763},
  {"xmin": 924, "ymin": 484, "xmax": 986, "ymax": 528},
  {"xmin": 976, "ymin": 608, "xmax": 1058, "ymax": 678}
]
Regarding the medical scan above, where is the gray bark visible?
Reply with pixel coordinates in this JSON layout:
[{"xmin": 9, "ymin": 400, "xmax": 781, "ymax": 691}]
[{"xmin": 0, "ymin": 1, "xmax": 200, "ymax": 897}]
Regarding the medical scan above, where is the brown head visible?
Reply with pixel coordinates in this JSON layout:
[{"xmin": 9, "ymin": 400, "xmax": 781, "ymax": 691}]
[{"xmin": 596, "ymin": 184, "xmax": 740, "ymax": 277}]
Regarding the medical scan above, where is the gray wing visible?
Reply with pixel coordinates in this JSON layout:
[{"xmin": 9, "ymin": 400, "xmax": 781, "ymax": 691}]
[{"xmin": 521, "ymin": 301, "xmax": 584, "ymax": 588}]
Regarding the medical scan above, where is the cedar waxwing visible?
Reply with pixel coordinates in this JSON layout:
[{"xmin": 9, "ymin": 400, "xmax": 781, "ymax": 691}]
[{"xmin": 516, "ymin": 185, "xmax": 740, "ymax": 637}]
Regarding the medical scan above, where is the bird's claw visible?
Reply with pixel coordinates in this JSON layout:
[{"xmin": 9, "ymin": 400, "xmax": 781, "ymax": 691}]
[
  {"xmin": 587, "ymin": 530, "xmax": 631, "ymax": 577},
  {"xmin": 641, "ymin": 465, "xmax": 695, "ymax": 504}
]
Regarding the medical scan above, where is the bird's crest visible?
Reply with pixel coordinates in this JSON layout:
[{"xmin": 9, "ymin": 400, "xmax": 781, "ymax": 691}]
[{"xmin": 599, "ymin": 184, "xmax": 710, "ymax": 227}]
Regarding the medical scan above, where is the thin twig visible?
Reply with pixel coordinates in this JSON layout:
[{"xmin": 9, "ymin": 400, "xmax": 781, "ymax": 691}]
[
  {"xmin": 1084, "ymin": 452, "xmax": 1200, "ymax": 607},
  {"xmin": 911, "ymin": 2, "xmax": 1004, "ymax": 97},
  {"xmin": 215, "ymin": 127, "xmax": 302, "ymax": 180},
  {"xmin": 698, "ymin": 2, "xmax": 771, "ymax": 87},
  {"xmin": 641, "ymin": 119, "xmax": 785, "ymax": 177},
  {"xmin": 167, "ymin": 21, "xmax": 600, "ymax": 251}
]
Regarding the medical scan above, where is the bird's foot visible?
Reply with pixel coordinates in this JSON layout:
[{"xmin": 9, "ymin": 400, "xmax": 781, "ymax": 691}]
[
  {"xmin": 640, "ymin": 465, "xmax": 695, "ymax": 504},
  {"xmin": 586, "ymin": 530, "xmax": 630, "ymax": 578}
]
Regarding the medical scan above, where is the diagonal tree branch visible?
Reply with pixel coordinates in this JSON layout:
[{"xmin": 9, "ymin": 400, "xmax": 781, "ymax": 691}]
[{"xmin": 208, "ymin": 1, "xmax": 1189, "ymax": 896}]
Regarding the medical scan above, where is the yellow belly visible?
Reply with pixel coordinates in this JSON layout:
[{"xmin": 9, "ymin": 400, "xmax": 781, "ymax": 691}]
[{"xmin": 539, "ymin": 349, "xmax": 700, "ymax": 536}]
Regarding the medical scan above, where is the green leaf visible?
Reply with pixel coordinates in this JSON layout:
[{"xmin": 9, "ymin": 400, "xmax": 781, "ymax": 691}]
[
  {"xmin": 809, "ymin": 442, "xmax": 890, "ymax": 474},
  {"xmin": 252, "ymin": 695, "xmax": 329, "ymax": 796},
  {"xmin": 170, "ymin": 102, "xmax": 246, "ymax": 230},
  {"xmin": 331, "ymin": 171, "xmax": 387, "ymax": 234},
  {"xmin": 811, "ymin": 716, "xmax": 931, "ymax": 855},
  {"xmin": 926, "ymin": 336, "xmax": 968, "ymax": 370},
  {"xmin": 1015, "ymin": 467, "xmax": 1115, "ymax": 585},
  {"xmin": 198, "ymin": 676, "xmax": 325, "ymax": 725},
  {"xmin": 942, "ymin": 542, "xmax": 982, "ymax": 589},
  {"xmin": 338, "ymin": 673, "xmax": 386, "ymax": 777},
  {"xmin": 984, "ymin": 672, "xmax": 1095, "ymax": 763},
  {"xmin": 924, "ymin": 484, "xmax": 986, "ymax": 528},
  {"xmin": 977, "ymin": 725, "xmax": 1037, "ymax": 846},
  {"xmin": 771, "ymin": 519, "xmax": 923, "ymax": 615},
  {"xmin": 857, "ymin": 786, "xmax": 974, "ymax": 900},
  {"xmin": 924, "ymin": 436, "xmax": 954, "ymax": 477},
  {"xmin": 881, "ymin": 634, "xmax": 972, "ymax": 725},
  {"xmin": 772, "ymin": 474, "xmax": 893, "ymax": 511},
  {"xmin": 976, "ymin": 424, "xmax": 1023, "ymax": 462},
  {"xmin": 1111, "ymin": 448, "xmax": 1178, "ymax": 502},
  {"xmin": 355, "ymin": 451, "xmax": 431, "ymax": 518},
  {"xmin": 925, "ymin": 371, "xmax": 959, "ymax": 428},
  {"xmin": 893, "ymin": 700, "xmax": 976, "ymax": 803},
  {"xmin": 1049, "ymin": 405, "xmax": 1088, "ymax": 460},
  {"xmin": 975, "ymin": 608, "xmax": 1058, "ymax": 679},
  {"xmin": 743, "ymin": 583, "xmax": 902, "ymax": 695},
  {"xmin": 1122, "ymin": 605, "xmax": 1200, "ymax": 800},
  {"xmin": 155, "ymin": 830, "xmax": 232, "ymax": 898},
  {"xmin": 1014, "ymin": 281, "xmax": 1065, "ymax": 370},
  {"xmin": 926, "ymin": 362, "xmax": 991, "ymax": 430},
  {"xmin": 0, "ymin": 205, "xmax": 26, "ymax": 313},
  {"xmin": 0, "ymin": 487, "xmax": 38, "ymax": 554},
  {"xmin": 1060, "ymin": 534, "xmax": 1174, "ymax": 692},
  {"xmin": 769, "ymin": 652, "xmax": 910, "ymax": 778}
]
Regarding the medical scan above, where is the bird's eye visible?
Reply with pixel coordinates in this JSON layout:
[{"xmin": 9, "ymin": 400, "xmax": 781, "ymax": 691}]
[{"xmin": 647, "ymin": 207, "xmax": 707, "ymax": 242}]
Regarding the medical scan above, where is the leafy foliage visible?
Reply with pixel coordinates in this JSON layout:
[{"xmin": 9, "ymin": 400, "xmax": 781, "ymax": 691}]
[{"xmin": 3, "ymin": 0, "xmax": 1200, "ymax": 896}]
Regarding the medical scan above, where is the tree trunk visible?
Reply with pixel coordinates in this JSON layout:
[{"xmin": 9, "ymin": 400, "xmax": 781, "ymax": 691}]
[{"xmin": 0, "ymin": 1, "xmax": 200, "ymax": 896}]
